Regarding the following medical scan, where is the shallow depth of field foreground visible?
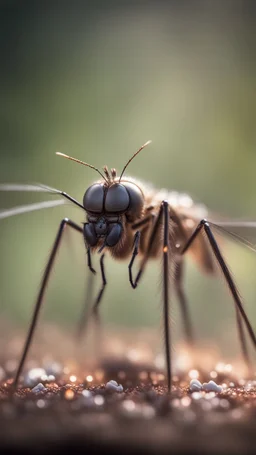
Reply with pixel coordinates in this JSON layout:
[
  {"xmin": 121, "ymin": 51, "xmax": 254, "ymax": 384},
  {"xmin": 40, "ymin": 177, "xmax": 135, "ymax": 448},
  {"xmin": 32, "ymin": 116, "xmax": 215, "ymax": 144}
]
[{"xmin": 0, "ymin": 325, "xmax": 255, "ymax": 454}]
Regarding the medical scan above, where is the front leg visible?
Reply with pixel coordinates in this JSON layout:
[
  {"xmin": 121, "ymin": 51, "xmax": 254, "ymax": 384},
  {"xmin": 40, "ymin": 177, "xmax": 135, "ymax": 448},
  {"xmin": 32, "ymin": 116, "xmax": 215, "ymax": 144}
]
[
  {"xmin": 76, "ymin": 254, "xmax": 107, "ymax": 351},
  {"xmin": 13, "ymin": 218, "xmax": 83, "ymax": 390},
  {"xmin": 75, "ymin": 244, "xmax": 96, "ymax": 339},
  {"xmin": 128, "ymin": 202, "xmax": 172, "ymax": 392},
  {"xmin": 128, "ymin": 231, "xmax": 141, "ymax": 289},
  {"xmin": 129, "ymin": 214, "xmax": 155, "ymax": 288},
  {"xmin": 92, "ymin": 253, "xmax": 107, "ymax": 315},
  {"xmin": 86, "ymin": 246, "xmax": 96, "ymax": 274}
]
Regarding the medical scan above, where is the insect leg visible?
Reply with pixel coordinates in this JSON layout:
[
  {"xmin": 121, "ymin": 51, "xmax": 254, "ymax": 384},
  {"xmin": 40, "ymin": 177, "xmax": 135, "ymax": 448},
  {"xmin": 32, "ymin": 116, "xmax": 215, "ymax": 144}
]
[
  {"xmin": 86, "ymin": 247, "xmax": 96, "ymax": 274},
  {"xmin": 131, "ymin": 202, "xmax": 172, "ymax": 391},
  {"xmin": 129, "ymin": 215, "xmax": 155, "ymax": 288},
  {"xmin": 204, "ymin": 222, "xmax": 253, "ymax": 369},
  {"xmin": 58, "ymin": 191, "xmax": 85, "ymax": 210},
  {"xmin": 181, "ymin": 219, "xmax": 256, "ymax": 367},
  {"xmin": 13, "ymin": 218, "xmax": 83, "ymax": 390},
  {"xmin": 76, "ymin": 271, "xmax": 95, "ymax": 340},
  {"xmin": 174, "ymin": 260, "xmax": 194, "ymax": 345},
  {"xmin": 235, "ymin": 306, "xmax": 252, "ymax": 372},
  {"xmin": 75, "ymin": 246, "xmax": 97, "ymax": 339},
  {"xmin": 162, "ymin": 201, "xmax": 172, "ymax": 392},
  {"xmin": 131, "ymin": 212, "xmax": 161, "ymax": 288},
  {"xmin": 89, "ymin": 254, "xmax": 107, "ymax": 358},
  {"xmin": 168, "ymin": 207, "xmax": 195, "ymax": 346},
  {"xmin": 92, "ymin": 253, "xmax": 107, "ymax": 317},
  {"xmin": 128, "ymin": 231, "xmax": 141, "ymax": 288},
  {"xmin": 76, "ymin": 254, "xmax": 106, "ymax": 345},
  {"xmin": 131, "ymin": 215, "xmax": 153, "ymax": 230}
]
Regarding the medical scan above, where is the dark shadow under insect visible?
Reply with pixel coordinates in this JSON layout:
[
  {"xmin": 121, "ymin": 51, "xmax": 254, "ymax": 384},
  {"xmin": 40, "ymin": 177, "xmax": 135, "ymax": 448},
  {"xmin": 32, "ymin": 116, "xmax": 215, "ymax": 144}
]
[{"xmin": 0, "ymin": 141, "xmax": 255, "ymax": 392}]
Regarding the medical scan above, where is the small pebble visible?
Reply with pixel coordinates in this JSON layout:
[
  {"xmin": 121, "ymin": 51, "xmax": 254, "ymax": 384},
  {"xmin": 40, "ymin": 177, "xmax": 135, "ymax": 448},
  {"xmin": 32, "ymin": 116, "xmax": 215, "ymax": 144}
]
[
  {"xmin": 189, "ymin": 379, "xmax": 202, "ymax": 392},
  {"xmin": 202, "ymin": 380, "xmax": 222, "ymax": 393},
  {"xmin": 106, "ymin": 379, "xmax": 123, "ymax": 393},
  {"xmin": 31, "ymin": 383, "xmax": 46, "ymax": 394}
]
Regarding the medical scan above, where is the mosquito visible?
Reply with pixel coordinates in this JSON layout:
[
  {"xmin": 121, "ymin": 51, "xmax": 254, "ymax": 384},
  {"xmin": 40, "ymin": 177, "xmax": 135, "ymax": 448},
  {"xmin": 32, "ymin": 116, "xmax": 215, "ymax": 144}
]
[{"xmin": 0, "ymin": 140, "xmax": 256, "ymax": 393}]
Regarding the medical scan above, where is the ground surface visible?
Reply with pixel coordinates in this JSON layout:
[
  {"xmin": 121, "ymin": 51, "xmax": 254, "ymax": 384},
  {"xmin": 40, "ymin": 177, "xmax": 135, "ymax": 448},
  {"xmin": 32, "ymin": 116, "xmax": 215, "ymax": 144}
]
[{"xmin": 0, "ymin": 357, "xmax": 255, "ymax": 455}]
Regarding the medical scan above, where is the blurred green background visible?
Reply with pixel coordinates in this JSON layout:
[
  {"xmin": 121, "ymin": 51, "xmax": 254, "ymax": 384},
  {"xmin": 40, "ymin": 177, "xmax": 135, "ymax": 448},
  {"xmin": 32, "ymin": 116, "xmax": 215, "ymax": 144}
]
[{"xmin": 0, "ymin": 0, "xmax": 256, "ymax": 359}]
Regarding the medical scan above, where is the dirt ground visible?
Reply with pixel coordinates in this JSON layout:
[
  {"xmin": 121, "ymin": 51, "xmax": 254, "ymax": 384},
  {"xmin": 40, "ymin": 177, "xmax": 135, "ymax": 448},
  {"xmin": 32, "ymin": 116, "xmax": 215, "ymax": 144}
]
[{"xmin": 0, "ymin": 355, "xmax": 255, "ymax": 455}]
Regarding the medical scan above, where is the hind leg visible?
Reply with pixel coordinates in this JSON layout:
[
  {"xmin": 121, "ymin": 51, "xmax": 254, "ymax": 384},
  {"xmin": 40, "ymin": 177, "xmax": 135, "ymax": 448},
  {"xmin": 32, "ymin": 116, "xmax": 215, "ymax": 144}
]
[{"xmin": 174, "ymin": 260, "xmax": 194, "ymax": 346}]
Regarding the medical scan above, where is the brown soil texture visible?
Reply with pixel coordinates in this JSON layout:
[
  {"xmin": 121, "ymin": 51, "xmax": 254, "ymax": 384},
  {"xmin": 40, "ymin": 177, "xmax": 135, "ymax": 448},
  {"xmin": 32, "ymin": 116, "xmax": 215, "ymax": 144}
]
[{"xmin": 0, "ymin": 359, "xmax": 255, "ymax": 455}]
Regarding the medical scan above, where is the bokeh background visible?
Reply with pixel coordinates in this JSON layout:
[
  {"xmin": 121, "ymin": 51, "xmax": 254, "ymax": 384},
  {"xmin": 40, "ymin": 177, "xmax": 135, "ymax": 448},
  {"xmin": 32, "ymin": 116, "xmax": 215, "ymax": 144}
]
[{"xmin": 0, "ymin": 0, "xmax": 256, "ymax": 364}]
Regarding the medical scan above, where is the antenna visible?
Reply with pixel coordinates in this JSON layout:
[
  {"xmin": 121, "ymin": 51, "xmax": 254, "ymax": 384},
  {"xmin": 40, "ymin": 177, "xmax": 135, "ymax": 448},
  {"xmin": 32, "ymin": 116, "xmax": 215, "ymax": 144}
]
[
  {"xmin": 56, "ymin": 152, "xmax": 108, "ymax": 183},
  {"xmin": 119, "ymin": 140, "xmax": 152, "ymax": 182}
]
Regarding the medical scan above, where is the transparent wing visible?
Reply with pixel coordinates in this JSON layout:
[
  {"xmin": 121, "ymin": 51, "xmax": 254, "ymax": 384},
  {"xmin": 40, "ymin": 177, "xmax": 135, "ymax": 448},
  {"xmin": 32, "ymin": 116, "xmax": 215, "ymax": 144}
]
[
  {"xmin": 211, "ymin": 220, "xmax": 256, "ymax": 229},
  {"xmin": 0, "ymin": 183, "xmax": 62, "ymax": 194},
  {"xmin": 208, "ymin": 219, "xmax": 256, "ymax": 253},
  {"xmin": 0, "ymin": 199, "xmax": 66, "ymax": 220},
  {"xmin": 0, "ymin": 182, "xmax": 84, "ymax": 211}
]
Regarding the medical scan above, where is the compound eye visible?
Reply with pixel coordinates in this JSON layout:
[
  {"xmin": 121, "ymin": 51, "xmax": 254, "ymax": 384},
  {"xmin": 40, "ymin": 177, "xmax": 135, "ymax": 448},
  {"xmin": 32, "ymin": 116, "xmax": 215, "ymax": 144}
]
[
  {"xmin": 122, "ymin": 182, "xmax": 144, "ymax": 219},
  {"xmin": 83, "ymin": 184, "xmax": 104, "ymax": 213},
  {"xmin": 105, "ymin": 184, "xmax": 129, "ymax": 212}
]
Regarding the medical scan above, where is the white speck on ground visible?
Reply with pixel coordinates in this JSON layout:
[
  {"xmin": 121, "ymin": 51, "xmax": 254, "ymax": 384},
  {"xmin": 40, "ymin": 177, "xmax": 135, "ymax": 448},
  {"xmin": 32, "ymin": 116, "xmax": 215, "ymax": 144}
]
[
  {"xmin": 31, "ymin": 383, "xmax": 46, "ymax": 394},
  {"xmin": 202, "ymin": 380, "xmax": 223, "ymax": 393},
  {"xmin": 189, "ymin": 379, "xmax": 202, "ymax": 392},
  {"xmin": 106, "ymin": 380, "xmax": 123, "ymax": 392}
]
